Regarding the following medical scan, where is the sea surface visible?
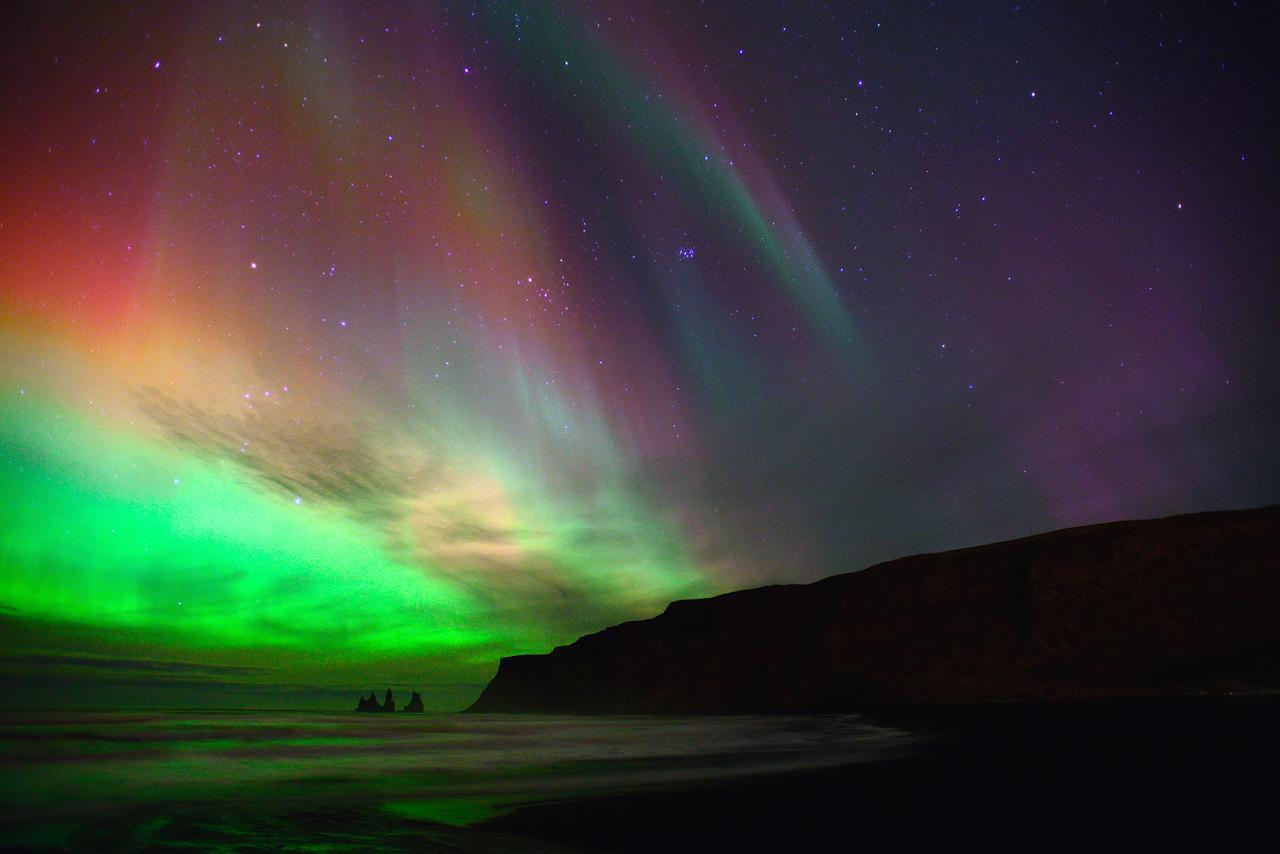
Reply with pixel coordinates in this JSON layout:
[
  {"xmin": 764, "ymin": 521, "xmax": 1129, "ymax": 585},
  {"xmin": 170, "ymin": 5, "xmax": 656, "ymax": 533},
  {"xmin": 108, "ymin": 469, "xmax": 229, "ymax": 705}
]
[{"xmin": 0, "ymin": 710, "xmax": 918, "ymax": 850}]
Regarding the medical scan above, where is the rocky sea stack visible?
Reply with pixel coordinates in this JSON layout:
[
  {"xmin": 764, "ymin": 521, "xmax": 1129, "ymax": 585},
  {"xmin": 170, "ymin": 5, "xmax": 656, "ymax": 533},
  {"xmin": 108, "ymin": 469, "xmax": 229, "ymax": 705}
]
[
  {"xmin": 354, "ymin": 689, "xmax": 427, "ymax": 712},
  {"xmin": 354, "ymin": 690, "xmax": 397, "ymax": 712},
  {"xmin": 468, "ymin": 505, "xmax": 1280, "ymax": 714}
]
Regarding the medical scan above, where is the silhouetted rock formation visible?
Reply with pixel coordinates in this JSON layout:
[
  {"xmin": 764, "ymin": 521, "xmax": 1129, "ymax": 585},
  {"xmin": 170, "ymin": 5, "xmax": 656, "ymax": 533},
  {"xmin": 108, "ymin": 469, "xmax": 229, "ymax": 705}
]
[
  {"xmin": 403, "ymin": 691, "xmax": 425, "ymax": 712},
  {"xmin": 468, "ymin": 506, "xmax": 1280, "ymax": 714},
  {"xmin": 354, "ymin": 689, "xmax": 406, "ymax": 712}
]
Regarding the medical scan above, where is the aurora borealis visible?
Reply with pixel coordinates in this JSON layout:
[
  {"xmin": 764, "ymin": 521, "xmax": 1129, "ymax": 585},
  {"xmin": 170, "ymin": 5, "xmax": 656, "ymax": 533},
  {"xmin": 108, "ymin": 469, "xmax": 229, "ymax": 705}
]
[{"xmin": 2, "ymin": 1, "xmax": 1277, "ymax": 709}]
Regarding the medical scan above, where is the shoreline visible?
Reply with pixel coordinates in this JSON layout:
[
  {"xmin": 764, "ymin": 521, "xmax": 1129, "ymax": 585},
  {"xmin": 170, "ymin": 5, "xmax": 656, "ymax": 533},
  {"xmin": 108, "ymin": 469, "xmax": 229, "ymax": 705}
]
[
  {"xmin": 481, "ymin": 694, "xmax": 1280, "ymax": 850},
  {"xmin": 2, "ymin": 696, "xmax": 1275, "ymax": 850}
]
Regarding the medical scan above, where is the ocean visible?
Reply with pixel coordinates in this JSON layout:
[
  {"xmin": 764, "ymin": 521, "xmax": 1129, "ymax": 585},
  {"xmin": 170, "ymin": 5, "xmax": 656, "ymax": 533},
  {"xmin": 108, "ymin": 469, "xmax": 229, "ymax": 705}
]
[{"xmin": 0, "ymin": 710, "xmax": 917, "ymax": 850}]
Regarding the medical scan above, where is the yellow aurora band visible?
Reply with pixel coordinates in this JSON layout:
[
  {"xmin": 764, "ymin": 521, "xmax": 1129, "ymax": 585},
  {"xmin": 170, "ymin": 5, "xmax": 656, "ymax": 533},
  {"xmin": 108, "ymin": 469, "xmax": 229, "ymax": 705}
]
[{"xmin": 0, "ymin": 1, "xmax": 858, "ymax": 704}]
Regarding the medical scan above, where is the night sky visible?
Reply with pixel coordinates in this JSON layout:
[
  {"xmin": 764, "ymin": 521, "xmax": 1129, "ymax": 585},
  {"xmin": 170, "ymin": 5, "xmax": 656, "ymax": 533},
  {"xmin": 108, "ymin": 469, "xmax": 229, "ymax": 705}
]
[{"xmin": 2, "ymin": 1, "xmax": 1277, "ymax": 709}]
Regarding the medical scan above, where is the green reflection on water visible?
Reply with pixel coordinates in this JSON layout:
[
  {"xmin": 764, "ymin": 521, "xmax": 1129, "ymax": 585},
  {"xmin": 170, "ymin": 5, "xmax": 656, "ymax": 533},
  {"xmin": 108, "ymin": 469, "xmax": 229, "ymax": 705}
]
[{"xmin": 382, "ymin": 797, "xmax": 510, "ymax": 827}]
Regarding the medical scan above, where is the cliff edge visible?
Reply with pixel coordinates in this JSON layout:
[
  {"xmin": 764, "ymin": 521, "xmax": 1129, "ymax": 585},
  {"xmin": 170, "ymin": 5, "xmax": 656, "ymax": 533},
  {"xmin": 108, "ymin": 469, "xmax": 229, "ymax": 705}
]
[{"xmin": 468, "ymin": 505, "xmax": 1280, "ymax": 713}]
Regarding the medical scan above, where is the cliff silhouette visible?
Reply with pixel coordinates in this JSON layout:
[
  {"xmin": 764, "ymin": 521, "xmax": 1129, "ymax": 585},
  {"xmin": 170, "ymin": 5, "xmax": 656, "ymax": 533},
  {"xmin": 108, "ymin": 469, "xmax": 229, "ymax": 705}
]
[{"xmin": 468, "ymin": 505, "xmax": 1280, "ymax": 713}]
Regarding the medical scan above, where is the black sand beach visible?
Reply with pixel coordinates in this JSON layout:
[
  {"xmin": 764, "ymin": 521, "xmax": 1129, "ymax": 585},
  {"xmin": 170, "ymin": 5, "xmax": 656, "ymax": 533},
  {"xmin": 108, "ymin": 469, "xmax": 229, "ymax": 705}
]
[
  {"xmin": 1, "ymin": 697, "xmax": 1275, "ymax": 850},
  {"xmin": 483, "ymin": 696, "xmax": 1280, "ymax": 850}
]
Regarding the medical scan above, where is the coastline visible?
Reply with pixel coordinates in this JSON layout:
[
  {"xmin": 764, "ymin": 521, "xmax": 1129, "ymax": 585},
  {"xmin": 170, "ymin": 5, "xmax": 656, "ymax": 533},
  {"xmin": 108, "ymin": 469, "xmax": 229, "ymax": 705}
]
[
  {"xmin": 1, "ymin": 695, "xmax": 1274, "ymax": 849},
  {"xmin": 481, "ymin": 694, "xmax": 1280, "ymax": 850}
]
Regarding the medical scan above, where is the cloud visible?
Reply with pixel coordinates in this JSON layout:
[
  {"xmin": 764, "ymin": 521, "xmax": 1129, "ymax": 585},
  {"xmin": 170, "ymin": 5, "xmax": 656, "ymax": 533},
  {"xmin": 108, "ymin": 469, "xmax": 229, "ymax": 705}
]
[
  {"xmin": 0, "ymin": 652, "xmax": 266, "ymax": 680},
  {"xmin": 135, "ymin": 386, "xmax": 431, "ymax": 523},
  {"xmin": 130, "ymin": 386, "xmax": 697, "ymax": 642}
]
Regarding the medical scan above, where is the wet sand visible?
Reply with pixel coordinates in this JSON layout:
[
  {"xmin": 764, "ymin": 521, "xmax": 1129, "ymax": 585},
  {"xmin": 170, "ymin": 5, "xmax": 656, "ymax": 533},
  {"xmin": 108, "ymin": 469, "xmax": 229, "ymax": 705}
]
[
  {"xmin": 3, "ymin": 697, "xmax": 1274, "ymax": 850},
  {"xmin": 483, "ymin": 696, "xmax": 1280, "ymax": 850}
]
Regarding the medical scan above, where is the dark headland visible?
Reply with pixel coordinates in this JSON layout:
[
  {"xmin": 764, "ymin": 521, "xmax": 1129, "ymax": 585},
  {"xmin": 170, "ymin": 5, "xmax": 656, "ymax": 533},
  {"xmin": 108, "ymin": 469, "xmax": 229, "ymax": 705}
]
[{"xmin": 468, "ymin": 505, "xmax": 1280, "ymax": 713}]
